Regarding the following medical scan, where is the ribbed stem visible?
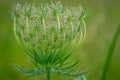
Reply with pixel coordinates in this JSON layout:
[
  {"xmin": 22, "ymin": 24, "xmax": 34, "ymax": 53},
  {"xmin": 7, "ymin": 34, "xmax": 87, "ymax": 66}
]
[{"xmin": 46, "ymin": 68, "xmax": 51, "ymax": 80}]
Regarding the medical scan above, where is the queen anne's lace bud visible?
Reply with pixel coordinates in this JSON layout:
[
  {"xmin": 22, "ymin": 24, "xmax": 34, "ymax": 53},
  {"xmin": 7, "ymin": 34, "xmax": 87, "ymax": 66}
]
[{"xmin": 12, "ymin": 1, "xmax": 86, "ymax": 79}]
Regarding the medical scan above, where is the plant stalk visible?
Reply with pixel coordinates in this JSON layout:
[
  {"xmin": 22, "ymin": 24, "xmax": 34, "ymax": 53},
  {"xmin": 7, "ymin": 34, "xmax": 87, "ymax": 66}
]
[
  {"xmin": 101, "ymin": 24, "xmax": 120, "ymax": 80},
  {"xmin": 46, "ymin": 68, "xmax": 51, "ymax": 80}
]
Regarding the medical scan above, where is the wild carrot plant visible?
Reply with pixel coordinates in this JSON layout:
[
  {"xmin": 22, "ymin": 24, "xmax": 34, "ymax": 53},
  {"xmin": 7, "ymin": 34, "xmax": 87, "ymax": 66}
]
[{"xmin": 11, "ymin": 1, "xmax": 87, "ymax": 80}]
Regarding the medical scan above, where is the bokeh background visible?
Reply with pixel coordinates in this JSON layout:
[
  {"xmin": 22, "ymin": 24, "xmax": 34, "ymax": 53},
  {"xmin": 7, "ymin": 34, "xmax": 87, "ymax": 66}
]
[{"xmin": 0, "ymin": 0, "xmax": 120, "ymax": 80}]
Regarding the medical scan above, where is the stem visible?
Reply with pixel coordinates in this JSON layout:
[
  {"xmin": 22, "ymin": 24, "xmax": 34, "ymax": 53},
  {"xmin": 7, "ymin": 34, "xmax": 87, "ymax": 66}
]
[
  {"xmin": 13, "ymin": 19, "xmax": 18, "ymax": 41},
  {"xmin": 13, "ymin": 19, "xmax": 22, "ymax": 45},
  {"xmin": 57, "ymin": 14, "xmax": 60, "ymax": 36},
  {"xmin": 46, "ymin": 68, "xmax": 51, "ymax": 80},
  {"xmin": 70, "ymin": 21, "xmax": 74, "ymax": 38},
  {"xmin": 26, "ymin": 17, "xmax": 29, "ymax": 33},
  {"xmin": 81, "ymin": 19, "xmax": 86, "ymax": 44},
  {"xmin": 77, "ymin": 19, "xmax": 86, "ymax": 47},
  {"xmin": 42, "ymin": 17, "xmax": 46, "ymax": 37},
  {"xmin": 101, "ymin": 24, "xmax": 120, "ymax": 80}
]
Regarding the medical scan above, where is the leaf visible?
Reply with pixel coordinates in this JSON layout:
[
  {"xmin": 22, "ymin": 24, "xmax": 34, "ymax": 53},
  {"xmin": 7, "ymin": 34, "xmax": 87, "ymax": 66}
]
[{"xmin": 101, "ymin": 24, "xmax": 120, "ymax": 80}]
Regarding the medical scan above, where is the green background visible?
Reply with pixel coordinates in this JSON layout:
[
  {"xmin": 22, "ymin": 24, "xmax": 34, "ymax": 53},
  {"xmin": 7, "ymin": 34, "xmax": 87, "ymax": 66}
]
[{"xmin": 0, "ymin": 0, "xmax": 120, "ymax": 80}]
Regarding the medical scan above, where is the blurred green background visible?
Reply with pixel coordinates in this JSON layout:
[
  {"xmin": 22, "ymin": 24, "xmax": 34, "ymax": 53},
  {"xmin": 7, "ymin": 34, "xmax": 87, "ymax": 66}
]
[{"xmin": 0, "ymin": 0, "xmax": 120, "ymax": 80}]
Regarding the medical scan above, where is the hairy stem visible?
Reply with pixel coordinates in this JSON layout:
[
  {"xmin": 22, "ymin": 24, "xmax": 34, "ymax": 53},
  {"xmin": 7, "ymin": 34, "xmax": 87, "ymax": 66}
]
[{"xmin": 101, "ymin": 24, "xmax": 120, "ymax": 80}]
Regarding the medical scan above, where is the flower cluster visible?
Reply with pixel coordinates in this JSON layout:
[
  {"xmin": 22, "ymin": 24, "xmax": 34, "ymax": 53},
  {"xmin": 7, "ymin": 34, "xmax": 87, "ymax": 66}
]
[{"xmin": 12, "ymin": 1, "xmax": 86, "ymax": 79}]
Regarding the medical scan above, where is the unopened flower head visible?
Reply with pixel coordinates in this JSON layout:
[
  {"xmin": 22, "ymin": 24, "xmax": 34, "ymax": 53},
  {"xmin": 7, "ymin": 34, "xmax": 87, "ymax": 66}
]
[{"xmin": 12, "ymin": 1, "xmax": 86, "ymax": 67}]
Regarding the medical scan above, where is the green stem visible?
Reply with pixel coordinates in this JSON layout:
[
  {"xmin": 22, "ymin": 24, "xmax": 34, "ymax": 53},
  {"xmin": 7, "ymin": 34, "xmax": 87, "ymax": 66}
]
[
  {"xmin": 57, "ymin": 14, "xmax": 60, "ymax": 37},
  {"xmin": 101, "ymin": 24, "xmax": 120, "ymax": 80},
  {"xmin": 46, "ymin": 68, "xmax": 51, "ymax": 80},
  {"xmin": 26, "ymin": 17, "xmax": 29, "ymax": 33},
  {"xmin": 70, "ymin": 21, "xmax": 74, "ymax": 38},
  {"xmin": 42, "ymin": 17, "xmax": 46, "ymax": 37}
]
